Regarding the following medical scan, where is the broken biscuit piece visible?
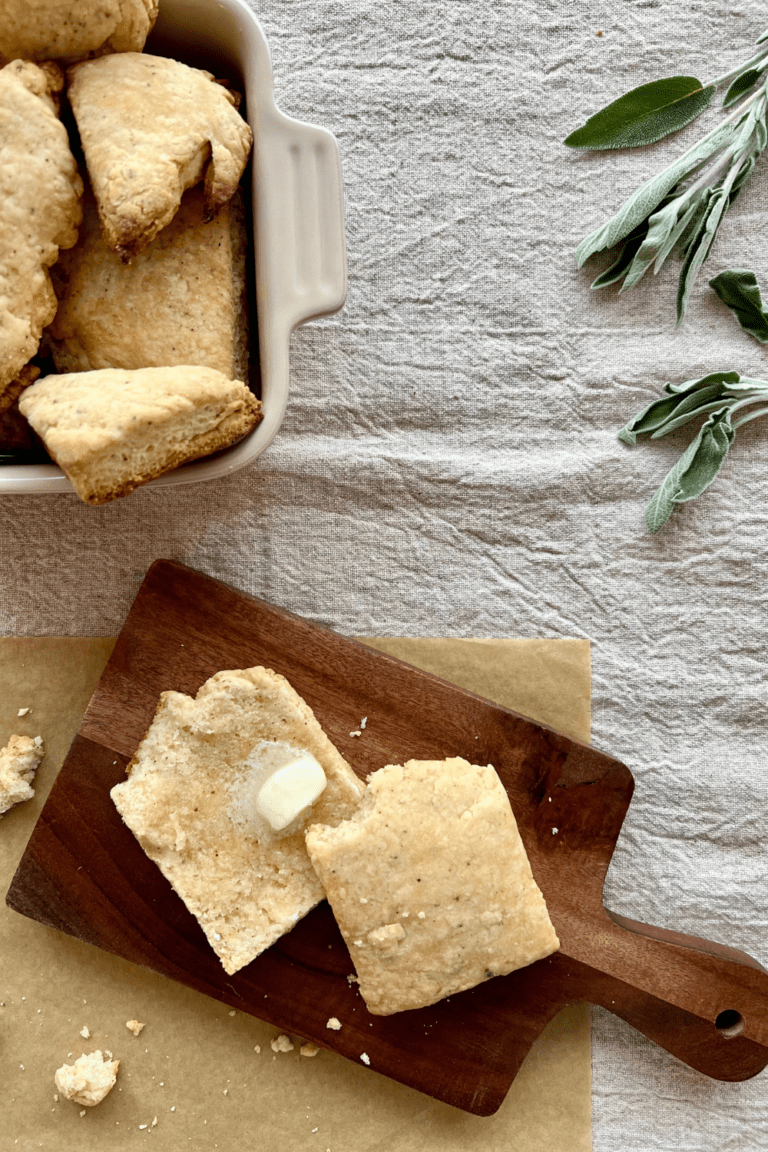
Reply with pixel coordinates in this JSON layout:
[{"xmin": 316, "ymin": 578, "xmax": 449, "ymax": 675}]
[
  {"xmin": 54, "ymin": 1051, "xmax": 119, "ymax": 1107},
  {"xmin": 0, "ymin": 0, "xmax": 158, "ymax": 66},
  {"xmin": 67, "ymin": 53, "xmax": 252, "ymax": 259},
  {"xmin": 110, "ymin": 667, "xmax": 364, "ymax": 975},
  {"xmin": 0, "ymin": 734, "xmax": 45, "ymax": 817},
  {"xmin": 305, "ymin": 757, "xmax": 560, "ymax": 1015},
  {"xmin": 0, "ymin": 60, "xmax": 82, "ymax": 406}
]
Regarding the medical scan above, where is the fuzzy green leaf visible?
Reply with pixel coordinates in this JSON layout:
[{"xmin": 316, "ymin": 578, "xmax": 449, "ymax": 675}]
[
  {"xmin": 590, "ymin": 222, "xmax": 650, "ymax": 289},
  {"xmin": 618, "ymin": 372, "xmax": 740, "ymax": 444},
  {"xmin": 709, "ymin": 268, "xmax": 768, "ymax": 342},
  {"xmin": 645, "ymin": 408, "xmax": 735, "ymax": 532},
  {"xmin": 565, "ymin": 77, "xmax": 715, "ymax": 150},
  {"xmin": 676, "ymin": 188, "xmax": 729, "ymax": 324},
  {"xmin": 576, "ymin": 121, "xmax": 733, "ymax": 265},
  {"xmin": 723, "ymin": 67, "xmax": 766, "ymax": 107}
]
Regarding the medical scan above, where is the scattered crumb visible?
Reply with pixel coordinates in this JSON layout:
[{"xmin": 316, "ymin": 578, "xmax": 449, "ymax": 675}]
[
  {"xmin": 53, "ymin": 1095, "xmax": 58, "ymax": 1102},
  {"xmin": 55, "ymin": 1051, "xmax": 119, "ymax": 1107},
  {"xmin": 597, "ymin": 29, "xmax": 603, "ymax": 36},
  {"xmin": 126, "ymin": 1019, "xmax": 144, "ymax": 1036},
  {"xmin": 171, "ymin": 1106, "xmax": 176, "ymax": 1112},
  {"xmin": 326, "ymin": 1018, "xmax": 341, "ymax": 1031},
  {"xmin": 223, "ymin": 1088, "xmax": 228, "ymax": 1095},
  {"xmin": 80, "ymin": 1110, "xmax": 86, "ymax": 1117},
  {"xmin": 360, "ymin": 717, "xmax": 367, "ymax": 729},
  {"xmin": 349, "ymin": 730, "xmax": 362, "ymax": 738},
  {"xmin": 80, "ymin": 1026, "xmax": 90, "ymax": 1039},
  {"xmin": 300, "ymin": 1043, "xmax": 319, "ymax": 1057},
  {"xmin": 254, "ymin": 1045, "xmax": 261, "ymax": 1054},
  {"xmin": 139, "ymin": 1124, "xmax": 147, "ymax": 1130},
  {"xmin": 346, "ymin": 974, "xmax": 359, "ymax": 985},
  {"xmin": 228, "ymin": 1011, "xmax": 236, "ymax": 1017},
  {"xmin": 360, "ymin": 1053, "xmax": 370, "ymax": 1065},
  {"xmin": 17, "ymin": 708, "xmax": 30, "ymax": 717},
  {"xmin": 552, "ymin": 828, "xmax": 558, "ymax": 835},
  {"xmin": 152, "ymin": 1117, "xmax": 158, "ymax": 1127},
  {"xmin": 359, "ymin": 897, "xmax": 368, "ymax": 904},
  {"xmin": 270, "ymin": 1034, "xmax": 294, "ymax": 1053},
  {"xmin": 417, "ymin": 911, "xmax": 425, "ymax": 919}
]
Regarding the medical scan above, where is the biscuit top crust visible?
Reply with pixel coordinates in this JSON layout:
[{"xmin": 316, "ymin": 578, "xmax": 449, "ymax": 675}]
[
  {"xmin": 0, "ymin": 60, "xmax": 82, "ymax": 392},
  {"xmin": 0, "ymin": 0, "xmax": 158, "ymax": 65},
  {"xmin": 67, "ymin": 53, "xmax": 253, "ymax": 258},
  {"xmin": 18, "ymin": 365, "xmax": 254, "ymax": 466}
]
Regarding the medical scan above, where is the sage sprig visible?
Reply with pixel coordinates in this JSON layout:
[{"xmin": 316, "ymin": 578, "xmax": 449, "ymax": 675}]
[
  {"xmin": 570, "ymin": 29, "xmax": 768, "ymax": 323},
  {"xmin": 619, "ymin": 370, "xmax": 768, "ymax": 531}
]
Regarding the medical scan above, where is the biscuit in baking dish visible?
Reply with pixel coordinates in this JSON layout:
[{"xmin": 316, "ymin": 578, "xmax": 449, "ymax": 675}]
[
  {"xmin": 111, "ymin": 667, "xmax": 364, "ymax": 975},
  {"xmin": 67, "ymin": 53, "xmax": 253, "ymax": 259},
  {"xmin": 0, "ymin": 60, "xmax": 82, "ymax": 407},
  {"xmin": 18, "ymin": 365, "xmax": 261, "ymax": 504},
  {"xmin": 304, "ymin": 757, "xmax": 560, "ymax": 1014},
  {"xmin": 48, "ymin": 185, "xmax": 248, "ymax": 380},
  {"xmin": 0, "ymin": 0, "xmax": 158, "ymax": 66}
]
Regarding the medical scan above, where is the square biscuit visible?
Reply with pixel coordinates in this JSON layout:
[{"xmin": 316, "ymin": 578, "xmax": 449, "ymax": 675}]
[
  {"xmin": 111, "ymin": 667, "xmax": 364, "ymax": 975},
  {"xmin": 304, "ymin": 757, "xmax": 559, "ymax": 1014}
]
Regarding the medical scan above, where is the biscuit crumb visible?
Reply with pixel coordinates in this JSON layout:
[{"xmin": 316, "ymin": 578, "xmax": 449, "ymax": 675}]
[
  {"xmin": 326, "ymin": 1018, "xmax": 341, "ymax": 1031},
  {"xmin": 152, "ymin": 1116, "xmax": 158, "ymax": 1127},
  {"xmin": 55, "ymin": 1050, "xmax": 119, "ymax": 1107},
  {"xmin": 552, "ymin": 828, "xmax": 558, "ymax": 835},
  {"xmin": 17, "ymin": 708, "xmax": 30, "ymax": 717},
  {"xmin": 126, "ymin": 1019, "xmax": 144, "ymax": 1036},
  {"xmin": 0, "ymin": 734, "xmax": 44, "ymax": 816},
  {"xmin": 300, "ymin": 1043, "xmax": 319, "ymax": 1057},
  {"xmin": 360, "ymin": 717, "xmax": 367, "ymax": 729},
  {"xmin": 349, "ymin": 730, "xmax": 362, "ymax": 738},
  {"xmin": 360, "ymin": 1053, "xmax": 370, "ymax": 1065},
  {"xmin": 80, "ymin": 1026, "xmax": 90, "ymax": 1039},
  {"xmin": 270, "ymin": 1034, "xmax": 294, "ymax": 1053},
  {"xmin": 228, "ymin": 1010, "xmax": 236, "ymax": 1017},
  {"xmin": 346, "ymin": 974, "xmax": 359, "ymax": 984},
  {"xmin": 254, "ymin": 1045, "xmax": 261, "ymax": 1053}
]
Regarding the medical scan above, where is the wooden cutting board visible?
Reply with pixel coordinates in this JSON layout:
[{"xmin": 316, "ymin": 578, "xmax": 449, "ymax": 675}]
[{"xmin": 6, "ymin": 560, "xmax": 768, "ymax": 1115}]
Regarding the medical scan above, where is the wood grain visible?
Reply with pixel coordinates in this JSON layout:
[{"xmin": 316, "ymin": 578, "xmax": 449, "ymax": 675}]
[{"xmin": 6, "ymin": 560, "xmax": 768, "ymax": 1114}]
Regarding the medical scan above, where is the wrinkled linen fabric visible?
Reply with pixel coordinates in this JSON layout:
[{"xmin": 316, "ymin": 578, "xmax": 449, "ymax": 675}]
[{"xmin": 1, "ymin": 0, "xmax": 767, "ymax": 1147}]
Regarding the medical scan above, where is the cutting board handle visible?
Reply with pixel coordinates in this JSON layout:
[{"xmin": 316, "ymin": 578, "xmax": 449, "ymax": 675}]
[{"xmin": 585, "ymin": 911, "xmax": 768, "ymax": 1080}]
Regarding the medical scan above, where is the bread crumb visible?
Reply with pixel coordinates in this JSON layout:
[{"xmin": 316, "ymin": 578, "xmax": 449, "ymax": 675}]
[
  {"xmin": 17, "ymin": 708, "xmax": 30, "ymax": 717},
  {"xmin": 360, "ymin": 1053, "xmax": 370, "ymax": 1065},
  {"xmin": 254, "ymin": 1045, "xmax": 261, "ymax": 1054},
  {"xmin": 270, "ymin": 1034, "xmax": 294, "ymax": 1053},
  {"xmin": 326, "ymin": 1017, "xmax": 341, "ymax": 1031},
  {"xmin": 346, "ymin": 974, "xmax": 359, "ymax": 984},
  {"xmin": 349, "ymin": 730, "xmax": 362, "ymax": 738},
  {"xmin": 552, "ymin": 828, "xmax": 558, "ymax": 835},
  {"xmin": 360, "ymin": 717, "xmax": 367, "ymax": 729},
  {"xmin": 56, "ymin": 1051, "xmax": 119, "ymax": 1107},
  {"xmin": 80, "ymin": 1110, "xmax": 86, "ymax": 1117},
  {"xmin": 126, "ymin": 1019, "xmax": 144, "ymax": 1036},
  {"xmin": 228, "ymin": 1010, "xmax": 236, "ymax": 1017},
  {"xmin": 152, "ymin": 1116, "xmax": 158, "ymax": 1127},
  {"xmin": 80, "ymin": 1026, "xmax": 90, "ymax": 1039},
  {"xmin": 300, "ymin": 1043, "xmax": 319, "ymax": 1057}
]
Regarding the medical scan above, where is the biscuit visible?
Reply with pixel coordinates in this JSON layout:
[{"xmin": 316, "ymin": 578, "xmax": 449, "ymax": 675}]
[
  {"xmin": 19, "ymin": 365, "xmax": 262, "ymax": 504},
  {"xmin": 111, "ymin": 667, "xmax": 364, "ymax": 975},
  {"xmin": 305, "ymin": 757, "xmax": 559, "ymax": 1014},
  {"xmin": 0, "ymin": 0, "xmax": 158, "ymax": 66},
  {"xmin": 0, "ymin": 60, "xmax": 82, "ymax": 405},
  {"xmin": 68, "ymin": 53, "xmax": 252, "ymax": 259},
  {"xmin": 48, "ymin": 185, "xmax": 248, "ymax": 380}
]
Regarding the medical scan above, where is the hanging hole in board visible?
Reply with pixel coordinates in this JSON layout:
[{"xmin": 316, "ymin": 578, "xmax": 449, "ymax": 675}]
[{"xmin": 715, "ymin": 1009, "xmax": 744, "ymax": 1038}]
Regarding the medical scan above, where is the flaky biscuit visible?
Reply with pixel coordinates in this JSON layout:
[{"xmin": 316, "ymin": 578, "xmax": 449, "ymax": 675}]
[
  {"xmin": 0, "ymin": 0, "xmax": 158, "ymax": 66},
  {"xmin": 305, "ymin": 757, "xmax": 560, "ymax": 1015},
  {"xmin": 68, "ymin": 53, "xmax": 252, "ymax": 259},
  {"xmin": 0, "ymin": 60, "xmax": 82, "ymax": 404}
]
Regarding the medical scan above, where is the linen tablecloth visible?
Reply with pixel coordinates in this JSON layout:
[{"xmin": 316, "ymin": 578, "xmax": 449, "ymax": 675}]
[{"xmin": 1, "ymin": 1, "xmax": 767, "ymax": 1147}]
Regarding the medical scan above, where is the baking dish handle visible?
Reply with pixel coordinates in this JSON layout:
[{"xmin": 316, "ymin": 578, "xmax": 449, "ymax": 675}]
[{"xmin": 256, "ymin": 110, "xmax": 348, "ymax": 330}]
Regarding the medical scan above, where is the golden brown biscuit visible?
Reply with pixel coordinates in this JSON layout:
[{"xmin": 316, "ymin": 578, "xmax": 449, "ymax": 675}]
[
  {"xmin": 67, "ymin": 53, "xmax": 253, "ymax": 259},
  {"xmin": 48, "ymin": 186, "xmax": 248, "ymax": 380},
  {"xmin": 305, "ymin": 758, "xmax": 560, "ymax": 1015},
  {"xmin": 0, "ymin": 0, "xmax": 158, "ymax": 66},
  {"xmin": 111, "ymin": 667, "xmax": 364, "ymax": 975},
  {"xmin": 0, "ymin": 60, "xmax": 82, "ymax": 406},
  {"xmin": 18, "ymin": 365, "xmax": 262, "ymax": 504}
]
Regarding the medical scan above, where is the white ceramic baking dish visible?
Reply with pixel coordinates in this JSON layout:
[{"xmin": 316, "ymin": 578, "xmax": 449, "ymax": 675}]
[{"xmin": 0, "ymin": 0, "xmax": 346, "ymax": 495}]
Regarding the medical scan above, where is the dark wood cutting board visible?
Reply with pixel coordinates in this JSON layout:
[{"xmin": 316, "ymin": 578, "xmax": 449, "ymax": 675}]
[{"xmin": 7, "ymin": 560, "xmax": 768, "ymax": 1115}]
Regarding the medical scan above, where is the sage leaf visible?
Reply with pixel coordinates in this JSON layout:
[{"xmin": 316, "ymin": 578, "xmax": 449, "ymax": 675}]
[
  {"xmin": 723, "ymin": 67, "xmax": 766, "ymax": 107},
  {"xmin": 645, "ymin": 408, "xmax": 735, "ymax": 532},
  {"xmin": 675, "ymin": 188, "xmax": 729, "ymax": 324},
  {"xmin": 590, "ymin": 222, "xmax": 649, "ymax": 289},
  {"xmin": 665, "ymin": 369, "xmax": 742, "ymax": 395},
  {"xmin": 565, "ymin": 77, "xmax": 715, "ymax": 150},
  {"xmin": 709, "ymin": 268, "xmax": 768, "ymax": 342},
  {"xmin": 652, "ymin": 193, "xmax": 706, "ymax": 272},
  {"xmin": 618, "ymin": 372, "xmax": 738, "ymax": 444},
  {"xmin": 576, "ymin": 120, "xmax": 733, "ymax": 265},
  {"xmin": 620, "ymin": 197, "xmax": 683, "ymax": 291}
]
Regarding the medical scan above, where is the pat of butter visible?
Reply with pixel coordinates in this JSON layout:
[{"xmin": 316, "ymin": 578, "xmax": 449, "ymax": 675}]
[{"xmin": 254, "ymin": 753, "xmax": 327, "ymax": 831}]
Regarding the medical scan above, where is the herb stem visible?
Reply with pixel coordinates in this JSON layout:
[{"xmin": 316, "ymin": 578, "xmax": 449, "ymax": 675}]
[{"xmin": 710, "ymin": 45, "xmax": 768, "ymax": 89}]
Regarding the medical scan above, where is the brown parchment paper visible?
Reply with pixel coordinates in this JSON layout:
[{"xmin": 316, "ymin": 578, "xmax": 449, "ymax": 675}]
[{"xmin": 0, "ymin": 636, "xmax": 591, "ymax": 1152}]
